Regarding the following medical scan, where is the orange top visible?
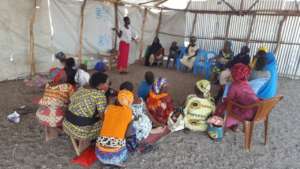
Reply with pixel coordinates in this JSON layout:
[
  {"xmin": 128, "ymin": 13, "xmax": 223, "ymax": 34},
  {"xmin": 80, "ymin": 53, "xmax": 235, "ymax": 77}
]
[{"xmin": 100, "ymin": 105, "xmax": 132, "ymax": 139}]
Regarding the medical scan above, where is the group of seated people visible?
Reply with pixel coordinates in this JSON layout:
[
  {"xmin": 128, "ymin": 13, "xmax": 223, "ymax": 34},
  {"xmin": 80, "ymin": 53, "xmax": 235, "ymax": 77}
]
[
  {"xmin": 144, "ymin": 37, "xmax": 179, "ymax": 68},
  {"xmin": 35, "ymin": 39, "xmax": 278, "ymax": 167}
]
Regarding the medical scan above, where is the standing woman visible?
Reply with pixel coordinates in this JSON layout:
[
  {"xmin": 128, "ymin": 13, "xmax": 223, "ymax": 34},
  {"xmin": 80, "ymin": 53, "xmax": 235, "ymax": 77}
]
[{"xmin": 114, "ymin": 16, "xmax": 137, "ymax": 74}]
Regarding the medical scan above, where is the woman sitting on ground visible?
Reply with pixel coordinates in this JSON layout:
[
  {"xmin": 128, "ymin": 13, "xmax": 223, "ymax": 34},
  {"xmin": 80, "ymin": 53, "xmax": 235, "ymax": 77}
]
[
  {"xmin": 63, "ymin": 72, "xmax": 109, "ymax": 153},
  {"xmin": 137, "ymin": 71, "xmax": 155, "ymax": 101},
  {"xmin": 183, "ymin": 80, "xmax": 215, "ymax": 132},
  {"xmin": 180, "ymin": 36, "xmax": 198, "ymax": 70},
  {"xmin": 95, "ymin": 89, "xmax": 134, "ymax": 167},
  {"xmin": 214, "ymin": 63, "xmax": 259, "ymax": 130},
  {"xmin": 166, "ymin": 41, "xmax": 179, "ymax": 68},
  {"xmin": 36, "ymin": 74, "xmax": 75, "ymax": 142},
  {"xmin": 51, "ymin": 54, "xmax": 77, "ymax": 87},
  {"xmin": 147, "ymin": 77, "xmax": 174, "ymax": 127},
  {"xmin": 144, "ymin": 37, "xmax": 165, "ymax": 66},
  {"xmin": 120, "ymin": 81, "xmax": 152, "ymax": 142}
]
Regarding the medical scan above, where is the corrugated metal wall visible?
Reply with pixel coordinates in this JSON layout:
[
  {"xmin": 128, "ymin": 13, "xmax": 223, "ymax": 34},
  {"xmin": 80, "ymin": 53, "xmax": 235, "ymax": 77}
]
[{"xmin": 186, "ymin": 0, "xmax": 300, "ymax": 79}]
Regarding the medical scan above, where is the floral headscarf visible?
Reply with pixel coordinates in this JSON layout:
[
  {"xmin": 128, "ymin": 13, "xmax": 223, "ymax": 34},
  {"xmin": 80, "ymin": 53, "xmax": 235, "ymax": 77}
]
[
  {"xmin": 196, "ymin": 80, "xmax": 211, "ymax": 98},
  {"xmin": 231, "ymin": 63, "xmax": 251, "ymax": 82},
  {"xmin": 152, "ymin": 77, "xmax": 168, "ymax": 94},
  {"xmin": 117, "ymin": 90, "xmax": 134, "ymax": 107}
]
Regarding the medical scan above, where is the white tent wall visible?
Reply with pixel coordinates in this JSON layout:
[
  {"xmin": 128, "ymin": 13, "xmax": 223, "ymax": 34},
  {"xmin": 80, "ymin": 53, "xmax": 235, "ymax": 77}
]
[
  {"xmin": 34, "ymin": 0, "xmax": 54, "ymax": 75},
  {"xmin": 158, "ymin": 11, "xmax": 186, "ymax": 53},
  {"xmin": 0, "ymin": 0, "xmax": 33, "ymax": 81},
  {"xmin": 50, "ymin": 0, "xmax": 81, "ymax": 55},
  {"xmin": 187, "ymin": 0, "xmax": 300, "ymax": 78}
]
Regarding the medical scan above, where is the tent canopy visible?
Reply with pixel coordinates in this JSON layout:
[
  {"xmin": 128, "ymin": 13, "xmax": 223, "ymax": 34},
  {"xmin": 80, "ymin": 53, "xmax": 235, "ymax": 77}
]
[{"xmin": 0, "ymin": 0, "xmax": 299, "ymax": 81}]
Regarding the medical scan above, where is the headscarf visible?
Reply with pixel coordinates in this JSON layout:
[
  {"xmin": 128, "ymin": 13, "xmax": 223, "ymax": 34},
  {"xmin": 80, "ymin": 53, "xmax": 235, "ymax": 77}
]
[
  {"xmin": 152, "ymin": 77, "xmax": 168, "ymax": 95},
  {"xmin": 196, "ymin": 80, "xmax": 211, "ymax": 98},
  {"xmin": 149, "ymin": 37, "xmax": 162, "ymax": 54},
  {"xmin": 257, "ymin": 52, "xmax": 278, "ymax": 99},
  {"xmin": 231, "ymin": 63, "xmax": 251, "ymax": 82},
  {"xmin": 258, "ymin": 46, "xmax": 268, "ymax": 53},
  {"xmin": 117, "ymin": 90, "xmax": 134, "ymax": 107}
]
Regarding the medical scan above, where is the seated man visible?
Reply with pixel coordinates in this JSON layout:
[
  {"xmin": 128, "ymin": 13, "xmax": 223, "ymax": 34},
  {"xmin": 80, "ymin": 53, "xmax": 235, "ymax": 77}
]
[{"xmin": 166, "ymin": 41, "xmax": 179, "ymax": 68}]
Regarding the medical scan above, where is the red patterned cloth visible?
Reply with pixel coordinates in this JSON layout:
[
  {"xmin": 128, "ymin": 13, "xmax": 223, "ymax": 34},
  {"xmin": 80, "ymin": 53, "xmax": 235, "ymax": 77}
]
[
  {"xmin": 147, "ymin": 92, "xmax": 174, "ymax": 125},
  {"xmin": 36, "ymin": 83, "xmax": 74, "ymax": 127}
]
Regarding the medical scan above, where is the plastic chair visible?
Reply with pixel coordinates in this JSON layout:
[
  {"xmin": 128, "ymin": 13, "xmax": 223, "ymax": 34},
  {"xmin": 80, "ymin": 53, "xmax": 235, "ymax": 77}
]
[
  {"xmin": 193, "ymin": 50, "xmax": 207, "ymax": 77},
  {"xmin": 193, "ymin": 50, "xmax": 217, "ymax": 79},
  {"xmin": 224, "ymin": 95, "xmax": 284, "ymax": 151},
  {"xmin": 175, "ymin": 46, "xmax": 187, "ymax": 71}
]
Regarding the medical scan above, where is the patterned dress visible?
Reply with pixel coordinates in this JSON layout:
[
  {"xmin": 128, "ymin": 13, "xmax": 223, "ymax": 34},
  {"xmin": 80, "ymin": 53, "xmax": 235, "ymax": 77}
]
[
  {"xmin": 36, "ymin": 83, "xmax": 74, "ymax": 127},
  {"xmin": 183, "ymin": 95, "xmax": 215, "ymax": 131},
  {"xmin": 63, "ymin": 88, "xmax": 107, "ymax": 140},
  {"xmin": 96, "ymin": 105, "xmax": 132, "ymax": 166},
  {"xmin": 131, "ymin": 99, "xmax": 152, "ymax": 141}
]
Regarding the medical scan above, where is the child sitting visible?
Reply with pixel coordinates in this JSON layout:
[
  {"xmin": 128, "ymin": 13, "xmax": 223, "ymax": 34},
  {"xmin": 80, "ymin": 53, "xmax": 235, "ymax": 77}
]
[
  {"xmin": 166, "ymin": 41, "xmax": 179, "ymax": 68},
  {"xmin": 137, "ymin": 71, "xmax": 155, "ymax": 101},
  {"xmin": 183, "ymin": 80, "xmax": 215, "ymax": 131},
  {"xmin": 147, "ymin": 77, "xmax": 174, "ymax": 127},
  {"xmin": 95, "ymin": 89, "xmax": 134, "ymax": 167},
  {"xmin": 75, "ymin": 64, "xmax": 90, "ymax": 87}
]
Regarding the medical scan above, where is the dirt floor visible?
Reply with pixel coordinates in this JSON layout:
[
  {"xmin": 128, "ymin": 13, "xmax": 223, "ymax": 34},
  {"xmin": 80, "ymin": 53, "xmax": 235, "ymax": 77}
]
[{"xmin": 0, "ymin": 64, "xmax": 299, "ymax": 169}]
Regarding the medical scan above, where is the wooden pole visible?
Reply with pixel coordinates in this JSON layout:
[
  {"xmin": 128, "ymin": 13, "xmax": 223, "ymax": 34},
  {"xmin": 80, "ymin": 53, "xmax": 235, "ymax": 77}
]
[
  {"xmin": 274, "ymin": 16, "xmax": 288, "ymax": 54},
  {"xmin": 247, "ymin": 0, "xmax": 259, "ymax": 11},
  {"xmin": 155, "ymin": 0, "xmax": 168, "ymax": 7},
  {"xmin": 191, "ymin": 13, "xmax": 198, "ymax": 36},
  {"xmin": 29, "ymin": 0, "xmax": 37, "ymax": 76},
  {"xmin": 246, "ymin": 15, "xmax": 256, "ymax": 46},
  {"xmin": 139, "ymin": 0, "xmax": 162, "ymax": 5},
  {"xmin": 185, "ymin": 0, "xmax": 192, "ymax": 10},
  {"xmin": 221, "ymin": 0, "xmax": 237, "ymax": 12},
  {"xmin": 138, "ymin": 8, "xmax": 148, "ymax": 61},
  {"xmin": 225, "ymin": 15, "xmax": 232, "ymax": 40},
  {"xmin": 113, "ymin": 2, "xmax": 119, "ymax": 50},
  {"xmin": 239, "ymin": 0, "xmax": 244, "ymax": 15},
  {"xmin": 295, "ymin": 0, "xmax": 299, "ymax": 11},
  {"xmin": 155, "ymin": 9, "xmax": 163, "ymax": 37},
  {"xmin": 78, "ymin": 0, "xmax": 87, "ymax": 64}
]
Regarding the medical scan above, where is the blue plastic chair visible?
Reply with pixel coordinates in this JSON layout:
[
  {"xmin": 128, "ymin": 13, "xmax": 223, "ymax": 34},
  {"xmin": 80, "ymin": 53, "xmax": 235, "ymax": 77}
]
[
  {"xmin": 193, "ymin": 50, "xmax": 217, "ymax": 79},
  {"xmin": 175, "ymin": 47, "xmax": 187, "ymax": 71}
]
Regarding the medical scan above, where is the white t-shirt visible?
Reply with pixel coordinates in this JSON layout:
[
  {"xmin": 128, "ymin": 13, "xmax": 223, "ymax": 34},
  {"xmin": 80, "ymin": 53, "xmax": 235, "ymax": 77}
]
[
  {"xmin": 120, "ymin": 26, "xmax": 136, "ymax": 44},
  {"xmin": 75, "ymin": 69, "xmax": 90, "ymax": 87}
]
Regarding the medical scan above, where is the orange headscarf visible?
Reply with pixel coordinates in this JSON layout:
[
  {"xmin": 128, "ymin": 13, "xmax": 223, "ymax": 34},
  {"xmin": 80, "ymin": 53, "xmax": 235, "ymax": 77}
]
[{"xmin": 117, "ymin": 90, "xmax": 134, "ymax": 107}]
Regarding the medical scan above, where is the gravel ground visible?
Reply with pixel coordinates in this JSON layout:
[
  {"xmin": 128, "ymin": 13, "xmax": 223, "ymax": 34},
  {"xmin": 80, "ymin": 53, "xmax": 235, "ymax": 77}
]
[{"xmin": 0, "ymin": 64, "xmax": 299, "ymax": 169}]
